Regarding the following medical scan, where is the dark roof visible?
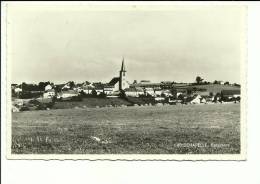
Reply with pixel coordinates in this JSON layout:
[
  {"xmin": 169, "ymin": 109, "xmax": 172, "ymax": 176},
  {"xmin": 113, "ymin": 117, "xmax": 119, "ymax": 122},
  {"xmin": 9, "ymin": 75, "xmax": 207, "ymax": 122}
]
[
  {"xmin": 109, "ymin": 77, "xmax": 120, "ymax": 86},
  {"xmin": 125, "ymin": 87, "xmax": 144, "ymax": 92},
  {"xmin": 82, "ymin": 86, "xmax": 93, "ymax": 90},
  {"xmin": 60, "ymin": 90, "xmax": 78, "ymax": 94}
]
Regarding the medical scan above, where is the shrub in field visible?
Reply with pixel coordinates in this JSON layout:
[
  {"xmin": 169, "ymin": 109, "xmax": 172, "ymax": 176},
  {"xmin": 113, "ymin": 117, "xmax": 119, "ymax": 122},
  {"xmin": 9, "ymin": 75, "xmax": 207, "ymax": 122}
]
[
  {"xmin": 70, "ymin": 95, "xmax": 83, "ymax": 102},
  {"xmin": 20, "ymin": 106, "xmax": 30, "ymax": 111},
  {"xmin": 98, "ymin": 92, "xmax": 107, "ymax": 98}
]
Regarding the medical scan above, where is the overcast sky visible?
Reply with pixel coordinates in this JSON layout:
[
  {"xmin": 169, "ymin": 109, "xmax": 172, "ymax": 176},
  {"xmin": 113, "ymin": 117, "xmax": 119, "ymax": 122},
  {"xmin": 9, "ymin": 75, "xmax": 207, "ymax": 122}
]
[{"xmin": 8, "ymin": 5, "xmax": 245, "ymax": 84}]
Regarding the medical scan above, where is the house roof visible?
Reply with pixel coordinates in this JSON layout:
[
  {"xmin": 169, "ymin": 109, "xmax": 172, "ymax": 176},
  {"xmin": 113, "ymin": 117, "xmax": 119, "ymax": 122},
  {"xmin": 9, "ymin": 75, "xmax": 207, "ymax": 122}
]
[
  {"xmin": 125, "ymin": 87, "xmax": 144, "ymax": 92},
  {"xmin": 125, "ymin": 88, "xmax": 135, "ymax": 92},
  {"xmin": 104, "ymin": 85, "xmax": 115, "ymax": 88},
  {"xmin": 82, "ymin": 86, "xmax": 93, "ymax": 90},
  {"xmin": 60, "ymin": 90, "xmax": 78, "ymax": 94},
  {"xmin": 109, "ymin": 77, "xmax": 120, "ymax": 86}
]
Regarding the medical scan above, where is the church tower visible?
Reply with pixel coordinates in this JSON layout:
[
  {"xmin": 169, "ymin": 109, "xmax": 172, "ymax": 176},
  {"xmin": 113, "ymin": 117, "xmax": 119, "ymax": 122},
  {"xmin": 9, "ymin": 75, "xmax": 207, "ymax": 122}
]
[{"xmin": 119, "ymin": 58, "xmax": 128, "ymax": 90}]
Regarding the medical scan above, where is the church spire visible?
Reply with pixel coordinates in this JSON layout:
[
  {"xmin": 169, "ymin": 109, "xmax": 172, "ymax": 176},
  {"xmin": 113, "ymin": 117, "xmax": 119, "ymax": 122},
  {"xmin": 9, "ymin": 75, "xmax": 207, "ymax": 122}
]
[{"xmin": 121, "ymin": 57, "xmax": 126, "ymax": 72}]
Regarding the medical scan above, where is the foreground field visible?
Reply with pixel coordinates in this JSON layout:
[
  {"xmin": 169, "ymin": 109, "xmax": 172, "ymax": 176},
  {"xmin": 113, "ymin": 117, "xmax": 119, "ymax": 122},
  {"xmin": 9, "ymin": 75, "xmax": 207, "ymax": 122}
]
[{"xmin": 12, "ymin": 104, "xmax": 240, "ymax": 154}]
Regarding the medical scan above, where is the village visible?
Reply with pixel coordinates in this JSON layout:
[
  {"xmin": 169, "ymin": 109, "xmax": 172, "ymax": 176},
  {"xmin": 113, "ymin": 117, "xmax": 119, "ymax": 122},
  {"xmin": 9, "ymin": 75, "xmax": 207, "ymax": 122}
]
[{"xmin": 11, "ymin": 59, "xmax": 241, "ymax": 112}]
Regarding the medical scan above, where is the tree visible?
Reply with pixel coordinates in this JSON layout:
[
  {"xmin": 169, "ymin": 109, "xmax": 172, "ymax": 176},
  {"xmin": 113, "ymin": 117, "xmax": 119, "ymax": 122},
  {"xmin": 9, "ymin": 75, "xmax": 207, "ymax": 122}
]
[
  {"xmin": 68, "ymin": 81, "xmax": 75, "ymax": 89},
  {"xmin": 170, "ymin": 87, "xmax": 177, "ymax": 99},
  {"xmin": 119, "ymin": 90, "xmax": 126, "ymax": 99},
  {"xmin": 196, "ymin": 76, "xmax": 204, "ymax": 84},
  {"xmin": 91, "ymin": 89, "xmax": 97, "ymax": 96},
  {"xmin": 98, "ymin": 92, "xmax": 107, "ymax": 98},
  {"xmin": 85, "ymin": 81, "xmax": 91, "ymax": 85},
  {"xmin": 38, "ymin": 82, "xmax": 51, "ymax": 91},
  {"xmin": 224, "ymin": 81, "xmax": 229, "ymax": 85},
  {"xmin": 213, "ymin": 80, "xmax": 220, "ymax": 84}
]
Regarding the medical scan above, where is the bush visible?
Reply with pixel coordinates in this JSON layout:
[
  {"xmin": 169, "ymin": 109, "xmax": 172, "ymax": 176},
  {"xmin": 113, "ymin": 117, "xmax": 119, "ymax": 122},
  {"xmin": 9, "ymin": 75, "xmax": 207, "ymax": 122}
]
[
  {"xmin": 20, "ymin": 106, "xmax": 29, "ymax": 111},
  {"xmin": 19, "ymin": 91, "xmax": 42, "ymax": 99},
  {"xmin": 98, "ymin": 92, "xmax": 107, "ymax": 98},
  {"xmin": 70, "ymin": 95, "xmax": 83, "ymax": 102},
  {"xmin": 119, "ymin": 90, "xmax": 126, "ymax": 99},
  {"xmin": 36, "ymin": 104, "xmax": 47, "ymax": 110}
]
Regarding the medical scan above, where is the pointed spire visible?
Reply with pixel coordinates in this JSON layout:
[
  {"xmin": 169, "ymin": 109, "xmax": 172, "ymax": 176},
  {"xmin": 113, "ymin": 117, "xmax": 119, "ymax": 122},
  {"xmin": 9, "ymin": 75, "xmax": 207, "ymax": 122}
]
[{"xmin": 121, "ymin": 57, "xmax": 126, "ymax": 72}]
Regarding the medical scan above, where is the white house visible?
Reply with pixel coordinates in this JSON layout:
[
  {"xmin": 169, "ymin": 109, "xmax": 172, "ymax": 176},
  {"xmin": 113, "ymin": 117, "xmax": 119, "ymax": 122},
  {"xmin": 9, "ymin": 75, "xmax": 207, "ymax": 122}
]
[
  {"xmin": 162, "ymin": 89, "xmax": 172, "ymax": 97},
  {"xmin": 144, "ymin": 87, "xmax": 155, "ymax": 96},
  {"xmin": 57, "ymin": 90, "xmax": 79, "ymax": 99},
  {"xmin": 82, "ymin": 86, "xmax": 94, "ymax": 94},
  {"xmin": 155, "ymin": 97, "xmax": 165, "ymax": 102},
  {"xmin": 94, "ymin": 87, "xmax": 104, "ymax": 95},
  {"xmin": 154, "ymin": 89, "xmax": 163, "ymax": 97},
  {"xmin": 62, "ymin": 84, "xmax": 70, "ymax": 90},
  {"xmin": 190, "ymin": 95, "xmax": 206, "ymax": 104},
  {"xmin": 104, "ymin": 85, "xmax": 115, "ymax": 95},
  {"xmin": 43, "ymin": 89, "xmax": 55, "ymax": 98},
  {"xmin": 125, "ymin": 87, "xmax": 144, "ymax": 97},
  {"xmin": 14, "ymin": 87, "xmax": 22, "ymax": 93}
]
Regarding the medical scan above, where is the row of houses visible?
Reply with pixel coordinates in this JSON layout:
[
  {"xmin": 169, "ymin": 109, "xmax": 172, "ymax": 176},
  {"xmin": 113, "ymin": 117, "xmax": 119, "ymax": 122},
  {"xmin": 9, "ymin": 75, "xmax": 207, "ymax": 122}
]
[{"xmin": 12, "ymin": 59, "xmax": 241, "ymax": 103}]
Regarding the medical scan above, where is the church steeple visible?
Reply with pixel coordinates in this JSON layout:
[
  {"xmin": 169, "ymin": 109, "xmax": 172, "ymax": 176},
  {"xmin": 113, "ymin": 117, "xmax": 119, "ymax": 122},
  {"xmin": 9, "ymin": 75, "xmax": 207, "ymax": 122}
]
[
  {"xmin": 119, "ymin": 57, "xmax": 128, "ymax": 90},
  {"xmin": 120, "ymin": 57, "xmax": 126, "ymax": 72}
]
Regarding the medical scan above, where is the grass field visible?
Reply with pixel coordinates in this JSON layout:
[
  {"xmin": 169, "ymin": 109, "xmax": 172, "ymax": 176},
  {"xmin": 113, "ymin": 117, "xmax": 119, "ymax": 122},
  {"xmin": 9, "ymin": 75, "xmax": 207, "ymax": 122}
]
[
  {"xmin": 11, "ymin": 104, "xmax": 240, "ymax": 154},
  {"xmin": 181, "ymin": 84, "xmax": 240, "ymax": 94}
]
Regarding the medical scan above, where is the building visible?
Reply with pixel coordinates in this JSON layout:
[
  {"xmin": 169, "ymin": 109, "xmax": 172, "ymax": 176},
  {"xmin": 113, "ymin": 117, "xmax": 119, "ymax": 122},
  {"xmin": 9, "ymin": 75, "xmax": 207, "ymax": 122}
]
[
  {"xmin": 119, "ymin": 58, "xmax": 129, "ymax": 90},
  {"xmin": 82, "ymin": 86, "xmax": 94, "ymax": 94},
  {"xmin": 190, "ymin": 94, "xmax": 206, "ymax": 104},
  {"xmin": 124, "ymin": 87, "xmax": 144, "ymax": 97},
  {"xmin": 43, "ymin": 89, "xmax": 55, "ymax": 98},
  {"xmin": 57, "ymin": 90, "xmax": 79, "ymax": 99},
  {"xmin": 103, "ymin": 85, "xmax": 115, "ymax": 95},
  {"xmin": 107, "ymin": 58, "xmax": 130, "ymax": 93},
  {"xmin": 144, "ymin": 87, "xmax": 155, "ymax": 96},
  {"xmin": 14, "ymin": 87, "xmax": 22, "ymax": 93}
]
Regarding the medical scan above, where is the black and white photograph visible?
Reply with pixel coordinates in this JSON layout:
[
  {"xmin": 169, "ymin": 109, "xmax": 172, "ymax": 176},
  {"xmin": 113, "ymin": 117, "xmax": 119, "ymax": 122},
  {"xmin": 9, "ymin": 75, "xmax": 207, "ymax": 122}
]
[{"xmin": 5, "ymin": 4, "xmax": 246, "ymax": 160}]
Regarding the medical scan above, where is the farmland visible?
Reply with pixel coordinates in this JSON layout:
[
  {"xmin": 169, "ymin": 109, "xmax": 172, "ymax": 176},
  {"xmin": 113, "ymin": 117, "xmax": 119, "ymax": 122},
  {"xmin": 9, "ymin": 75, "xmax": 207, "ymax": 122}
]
[
  {"xmin": 179, "ymin": 84, "xmax": 240, "ymax": 94},
  {"xmin": 11, "ymin": 103, "xmax": 240, "ymax": 154}
]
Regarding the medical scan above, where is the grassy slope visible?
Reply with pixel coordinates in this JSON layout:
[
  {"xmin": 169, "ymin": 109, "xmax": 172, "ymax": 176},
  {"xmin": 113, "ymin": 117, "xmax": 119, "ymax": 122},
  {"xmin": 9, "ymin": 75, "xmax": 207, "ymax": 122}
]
[
  {"xmin": 53, "ymin": 97, "xmax": 132, "ymax": 109},
  {"xmin": 12, "ymin": 104, "xmax": 240, "ymax": 154},
  {"xmin": 186, "ymin": 84, "xmax": 240, "ymax": 93}
]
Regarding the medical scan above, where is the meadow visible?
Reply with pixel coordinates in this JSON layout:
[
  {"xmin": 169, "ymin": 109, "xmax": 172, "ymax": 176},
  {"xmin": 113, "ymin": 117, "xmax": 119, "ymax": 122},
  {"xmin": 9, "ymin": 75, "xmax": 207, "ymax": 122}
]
[{"xmin": 11, "ymin": 104, "xmax": 240, "ymax": 154}]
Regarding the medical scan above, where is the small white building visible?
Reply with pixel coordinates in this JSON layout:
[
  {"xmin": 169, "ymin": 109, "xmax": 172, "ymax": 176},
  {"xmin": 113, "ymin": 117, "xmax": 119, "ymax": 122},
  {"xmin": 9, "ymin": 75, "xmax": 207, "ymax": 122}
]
[
  {"xmin": 57, "ymin": 90, "xmax": 79, "ymax": 99},
  {"xmin": 43, "ymin": 89, "xmax": 55, "ymax": 98},
  {"xmin": 190, "ymin": 95, "xmax": 203, "ymax": 104},
  {"xmin": 155, "ymin": 97, "xmax": 165, "ymax": 102},
  {"xmin": 162, "ymin": 89, "xmax": 172, "ymax": 97},
  {"xmin": 82, "ymin": 86, "xmax": 94, "ymax": 94},
  {"xmin": 62, "ymin": 84, "xmax": 70, "ymax": 90},
  {"xmin": 104, "ymin": 85, "xmax": 116, "ymax": 95},
  {"xmin": 144, "ymin": 87, "xmax": 155, "ymax": 96},
  {"xmin": 125, "ymin": 87, "xmax": 144, "ymax": 97},
  {"xmin": 95, "ymin": 88, "xmax": 104, "ymax": 95},
  {"xmin": 154, "ymin": 89, "xmax": 163, "ymax": 97},
  {"xmin": 14, "ymin": 87, "xmax": 22, "ymax": 93}
]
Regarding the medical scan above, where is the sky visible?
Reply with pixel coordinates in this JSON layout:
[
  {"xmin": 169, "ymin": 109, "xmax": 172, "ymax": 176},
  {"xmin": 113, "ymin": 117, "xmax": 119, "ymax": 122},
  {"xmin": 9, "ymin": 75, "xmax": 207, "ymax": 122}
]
[{"xmin": 8, "ymin": 5, "xmax": 245, "ymax": 84}]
